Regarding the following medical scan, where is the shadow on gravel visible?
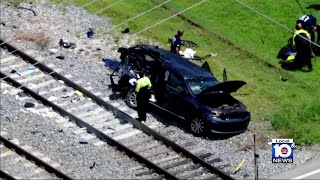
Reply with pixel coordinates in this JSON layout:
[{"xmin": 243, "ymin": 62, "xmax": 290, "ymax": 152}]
[
  {"xmin": 107, "ymin": 85, "xmax": 124, "ymax": 101},
  {"xmin": 148, "ymin": 106, "xmax": 239, "ymax": 141}
]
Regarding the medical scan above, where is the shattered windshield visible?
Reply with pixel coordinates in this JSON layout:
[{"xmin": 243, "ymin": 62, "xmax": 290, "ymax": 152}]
[{"xmin": 186, "ymin": 77, "xmax": 219, "ymax": 95}]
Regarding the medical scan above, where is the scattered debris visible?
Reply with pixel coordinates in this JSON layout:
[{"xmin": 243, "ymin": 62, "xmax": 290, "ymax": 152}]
[
  {"xmin": 59, "ymin": 39, "xmax": 76, "ymax": 49},
  {"xmin": 17, "ymin": 92, "xmax": 27, "ymax": 97},
  {"xmin": 89, "ymin": 161, "xmax": 96, "ymax": 169},
  {"xmin": 71, "ymin": 97, "xmax": 80, "ymax": 103},
  {"xmin": 107, "ymin": 126, "xmax": 116, "ymax": 131},
  {"xmin": 49, "ymin": 48, "xmax": 59, "ymax": 54},
  {"xmin": 234, "ymin": 159, "xmax": 246, "ymax": 174},
  {"xmin": 27, "ymin": 66, "xmax": 38, "ymax": 72},
  {"xmin": 74, "ymin": 90, "xmax": 83, "ymax": 96},
  {"xmin": 30, "ymin": 130, "xmax": 38, "ymax": 135},
  {"xmin": 56, "ymin": 55, "xmax": 65, "ymax": 60},
  {"xmin": 24, "ymin": 102, "xmax": 35, "ymax": 108},
  {"xmin": 61, "ymin": 95, "xmax": 69, "ymax": 98},
  {"xmin": 122, "ymin": 28, "xmax": 129, "ymax": 33},
  {"xmin": 87, "ymin": 27, "xmax": 94, "ymax": 39},
  {"xmin": 10, "ymin": 69, "xmax": 21, "ymax": 76},
  {"xmin": 79, "ymin": 141, "xmax": 88, "ymax": 144}
]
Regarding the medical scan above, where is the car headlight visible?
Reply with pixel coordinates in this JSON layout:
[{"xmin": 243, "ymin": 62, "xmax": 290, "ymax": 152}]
[{"xmin": 208, "ymin": 111, "xmax": 221, "ymax": 119}]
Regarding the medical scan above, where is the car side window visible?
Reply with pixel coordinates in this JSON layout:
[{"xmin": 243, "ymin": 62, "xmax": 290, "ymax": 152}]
[{"xmin": 167, "ymin": 73, "xmax": 184, "ymax": 91}]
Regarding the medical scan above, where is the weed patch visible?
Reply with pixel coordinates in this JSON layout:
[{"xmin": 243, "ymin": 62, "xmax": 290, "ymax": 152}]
[{"xmin": 13, "ymin": 31, "xmax": 52, "ymax": 49}]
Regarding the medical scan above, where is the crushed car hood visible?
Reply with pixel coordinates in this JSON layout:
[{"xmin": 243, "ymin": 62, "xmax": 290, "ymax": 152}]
[{"xmin": 198, "ymin": 80, "xmax": 246, "ymax": 95}]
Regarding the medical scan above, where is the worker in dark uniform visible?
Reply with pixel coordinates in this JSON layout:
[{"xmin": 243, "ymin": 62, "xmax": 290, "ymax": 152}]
[
  {"xmin": 170, "ymin": 29, "xmax": 184, "ymax": 54},
  {"xmin": 296, "ymin": 15, "xmax": 318, "ymax": 43},
  {"xmin": 135, "ymin": 71, "xmax": 152, "ymax": 121},
  {"xmin": 293, "ymin": 26, "xmax": 313, "ymax": 71}
]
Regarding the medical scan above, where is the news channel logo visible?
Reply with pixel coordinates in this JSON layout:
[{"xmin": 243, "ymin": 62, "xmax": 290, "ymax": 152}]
[{"xmin": 269, "ymin": 139, "xmax": 298, "ymax": 163}]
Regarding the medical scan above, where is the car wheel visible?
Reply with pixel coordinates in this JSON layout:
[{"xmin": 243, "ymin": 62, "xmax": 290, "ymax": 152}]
[
  {"xmin": 190, "ymin": 116, "xmax": 206, "ymax": 136},
  {"xmin": 126, "ymin": 88, "xmax": 137, "ymax": 109}
]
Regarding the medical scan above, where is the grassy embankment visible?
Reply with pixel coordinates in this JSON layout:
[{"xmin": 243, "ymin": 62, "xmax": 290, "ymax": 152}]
[{"xmin": 50, "ymin": 0, "xmax": 319, "ymax": 144}]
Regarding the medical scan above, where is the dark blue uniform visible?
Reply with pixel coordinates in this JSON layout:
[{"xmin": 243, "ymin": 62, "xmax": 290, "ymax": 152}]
[
  {"xmin": 297, "ymin": 15, "xmax": 317, "ymax": 42},
  {"xmin": 170, "ymin": 34, "xmax": 182, "ymax": 54},
  {"xmin": 294, "ymin": 32, "xmax": 313, "ymax": 71}
]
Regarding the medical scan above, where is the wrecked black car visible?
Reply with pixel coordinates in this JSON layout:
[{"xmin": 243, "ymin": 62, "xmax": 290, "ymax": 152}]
[{"xmin": 110, "ymin": 44, "xmax": 250, "ymax": 135}]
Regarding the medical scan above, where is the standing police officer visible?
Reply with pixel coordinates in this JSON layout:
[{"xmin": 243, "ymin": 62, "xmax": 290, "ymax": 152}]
[
  {"xmin": 135, "ymin": 71, "xmax": 152, "ymax": 122},
  {"xmin": 170, "ymin": 29, "xmax": 184, "ymax": 54},
  {"xmin": 293, "ymin": 25, "xmax": 313, "ymax": 71}
]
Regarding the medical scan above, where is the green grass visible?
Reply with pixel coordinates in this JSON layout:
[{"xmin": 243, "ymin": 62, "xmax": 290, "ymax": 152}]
[{"xmin": 51, "ymin": 0, "xmax": 320, "ymax": 144}]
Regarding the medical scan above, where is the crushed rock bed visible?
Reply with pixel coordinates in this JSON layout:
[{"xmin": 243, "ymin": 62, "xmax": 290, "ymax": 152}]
[
  {"xmin": 1, "ymin": 0, "xmax": 320, "ymax": 179},
  {"xmin": 0, "ymin": 92, "xmax": 141, "ymax": 179}
]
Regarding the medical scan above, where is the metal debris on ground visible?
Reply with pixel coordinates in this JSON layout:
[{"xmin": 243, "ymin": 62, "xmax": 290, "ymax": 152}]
[
  {"xmin": 234, "ymin": 159, "xmax": 246, "ymax": 174},
  {"xmin": 74, "ymin": 90, "xmax": 83, "ymax": 96},
  {"xmin": 59, "ymin": 39, "xmax": 76, "ymax": 49},
  {"xmin": 89, "ymin": 161, "xmax": 96, "ymax": 169},
  {"xmin": 10, "ymin": 69, "xmax": 21, "ymax": 76},
  {"xmin": 24, "ymin": 102, "xmax": 35, "ymax": 108},
  {"xmin": 56, "ymin": 55, "xmax": 65, "ymax": 60}
]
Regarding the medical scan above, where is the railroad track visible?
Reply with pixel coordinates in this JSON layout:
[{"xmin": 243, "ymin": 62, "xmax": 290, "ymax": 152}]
[
  {"xmin": 0, "ymin": 132, "xmax": 71, "ymax": 179},
  {"xmin": 0, "ymin": 38, "xmax": 234, "ymax": 180}
]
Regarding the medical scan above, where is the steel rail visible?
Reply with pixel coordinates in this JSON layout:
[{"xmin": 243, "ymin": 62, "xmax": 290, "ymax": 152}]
[
  {"xmin": 0, "ymin": 135, "xmax": 73, "ymax": 180},
  {"xmin": 0, "ymin": 169, "xmax": 15, "ymax": 180}
]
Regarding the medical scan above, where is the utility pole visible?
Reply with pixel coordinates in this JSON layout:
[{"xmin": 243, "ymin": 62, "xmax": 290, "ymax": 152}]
[{"xmin": 254, "ymin": 134, "xmax": 259, "ymax": 180}]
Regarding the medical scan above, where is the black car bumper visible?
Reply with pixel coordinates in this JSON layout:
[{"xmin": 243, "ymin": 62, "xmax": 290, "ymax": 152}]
[{"xmin": 207, "ymin": 115, "xmax": 250, "ymax": 134}]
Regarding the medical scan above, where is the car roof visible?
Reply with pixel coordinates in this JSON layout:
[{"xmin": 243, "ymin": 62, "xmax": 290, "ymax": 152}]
[{"xmin": 138, "ymin": 44, "xmax": 215, "ymax": 79}]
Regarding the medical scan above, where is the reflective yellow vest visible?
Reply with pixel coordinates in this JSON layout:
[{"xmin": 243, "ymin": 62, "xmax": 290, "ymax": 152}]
[
  {"xmin": 135, "ymin": 76, "xmax": 152, "ymax": 92},
  {"xmin": 293, "ymin": 29, "xmax": 310, "ymax": 46}
]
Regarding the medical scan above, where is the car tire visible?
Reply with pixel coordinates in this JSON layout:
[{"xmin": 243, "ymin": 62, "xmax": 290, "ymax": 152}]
[
  {"xmin": 190, "ymin": 116, "xmax": 207, "ymax": 136},
  {"xmin": 126, "ymin": 88, "xmax": 137, "ymax": 109}
]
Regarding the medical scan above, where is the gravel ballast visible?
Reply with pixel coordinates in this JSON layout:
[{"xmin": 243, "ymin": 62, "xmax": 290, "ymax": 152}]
[
  {"xmin": 0, "ymin": 90, "xmax": 143, "ymax": 179},
  {"xmin": 1, "ymin": 0, "xmax": 320, "ymax": 179}
]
